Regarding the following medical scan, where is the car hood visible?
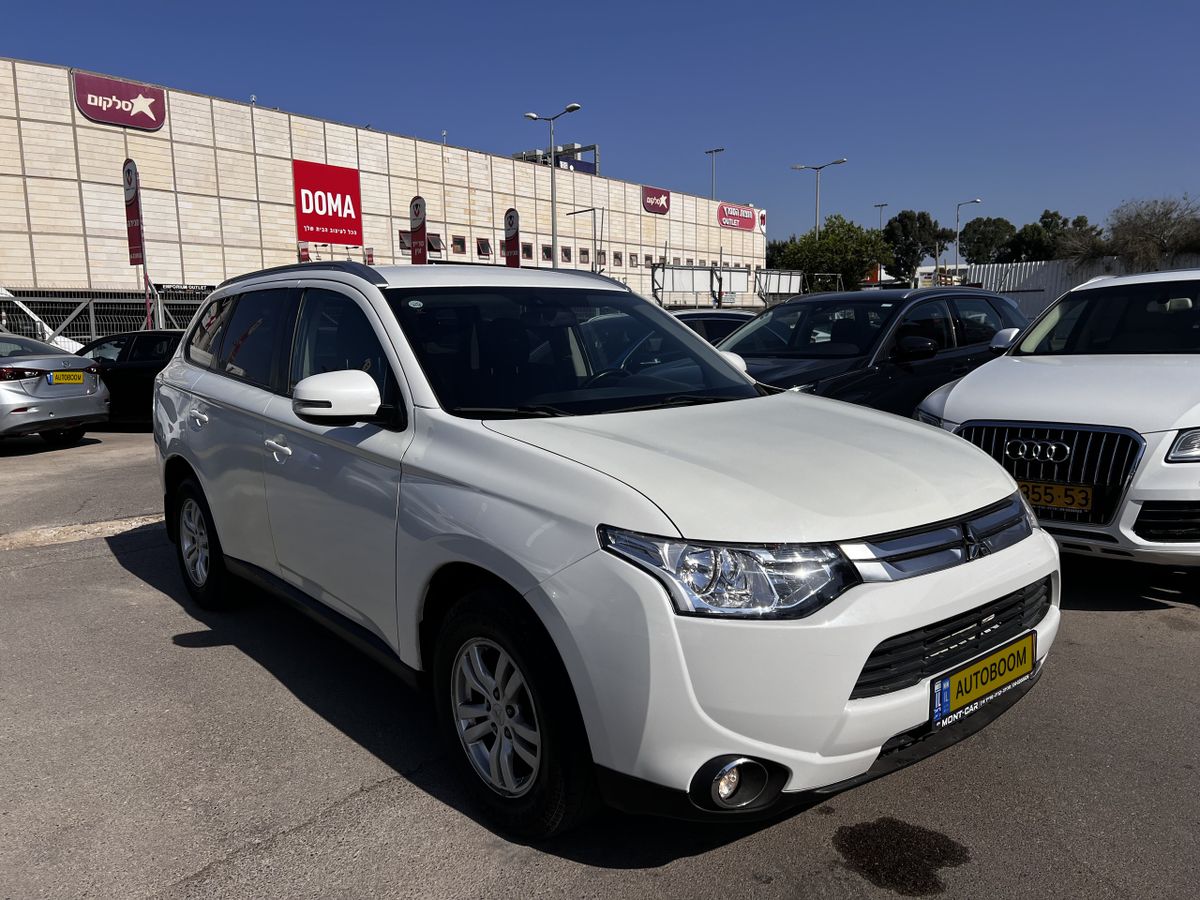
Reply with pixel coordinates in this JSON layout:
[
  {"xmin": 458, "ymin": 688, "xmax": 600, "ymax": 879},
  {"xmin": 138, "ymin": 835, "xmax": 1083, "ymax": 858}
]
[
  {"xmin": 484, "ymin": 392, "xmax": 1013, "ymax": 544},
  {"xmin": 942, "ymin": 355, "xmax": 1200, "ymax": 434},
  {"xmin": 741, "ymin": 355, "xmax": 864, "ymax": 388}
]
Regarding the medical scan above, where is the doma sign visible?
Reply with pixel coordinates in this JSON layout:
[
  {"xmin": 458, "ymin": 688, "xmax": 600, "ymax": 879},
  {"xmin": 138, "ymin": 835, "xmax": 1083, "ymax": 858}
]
[{"xmin": 292, "ymin": 160, "xmax": 363, "ymax": 246}]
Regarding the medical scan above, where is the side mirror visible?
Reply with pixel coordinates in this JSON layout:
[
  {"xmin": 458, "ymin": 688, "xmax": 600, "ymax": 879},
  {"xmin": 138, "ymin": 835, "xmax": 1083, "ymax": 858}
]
[
  {"xmin": 719, "ymin": 350, "xmax": 748, "ymax": 373},
  {"xmin": 895, "ymin": 336, "xmax": 938, "ymax": 362},
  {"xmin": 292, "ymin": 369, "xmax": 381, "ymax": 422},
  {"xmin": 990, "ymin": 327, "xmax": 1020, "ymax": 352}
]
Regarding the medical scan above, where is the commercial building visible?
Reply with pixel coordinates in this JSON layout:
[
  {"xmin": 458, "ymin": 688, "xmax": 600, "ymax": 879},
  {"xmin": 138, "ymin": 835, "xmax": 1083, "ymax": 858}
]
[{"xmin": 0, "ymin": 57, "xmax": 767, "ymax": 312}]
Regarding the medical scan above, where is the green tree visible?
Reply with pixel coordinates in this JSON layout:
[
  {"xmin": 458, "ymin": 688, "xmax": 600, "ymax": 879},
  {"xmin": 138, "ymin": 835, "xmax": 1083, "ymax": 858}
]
[
  {"xmin": 778, "ymin": 215, "xmax": 891, "ymax": 290},
  {"xmin": 999, "ymin": 222, "xmax": 1056, "ymax": 262},
  {"xmin": 958, "ymin": 216, "xmax": 1017, "ymax": 264},
  {"xmin": 882, "ymin": 210, "xmax": 953, "ymax": 284},
  {"xmin": 766, "ymin": 237, "xmax": 796, "ymax": 269}
]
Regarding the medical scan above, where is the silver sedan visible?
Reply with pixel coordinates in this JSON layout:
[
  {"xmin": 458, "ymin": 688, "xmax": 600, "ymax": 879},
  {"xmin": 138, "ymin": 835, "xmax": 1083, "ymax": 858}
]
[{"xmin": 0, "ymin": 334, "xmax": 109, "ymax": 446}]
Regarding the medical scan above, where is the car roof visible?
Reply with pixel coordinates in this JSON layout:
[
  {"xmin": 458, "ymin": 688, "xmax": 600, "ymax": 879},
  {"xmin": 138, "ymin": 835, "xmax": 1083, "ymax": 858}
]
[
  {"xmin": 781, "ymin": 287, "xmax": 1006, "ymax": 306},
  {"xmin": 1071, "ymin": 268, "xmax": 1200, "ymax": 292},
  {"xmin": 673, "ymin": 308, "xmax": 756, "ymax": 317},
  {"xmin": 219, "ymin": 260, "xmax": 632, "ymax": 294}
]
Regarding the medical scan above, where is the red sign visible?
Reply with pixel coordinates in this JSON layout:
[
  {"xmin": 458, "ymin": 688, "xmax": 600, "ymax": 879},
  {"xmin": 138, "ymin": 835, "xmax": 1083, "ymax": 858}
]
[
  {"xmin": 292, "ymin": 160, "xmax": 363, "ymax": 246},
  {"xmin": 410, "ymin": 196, "xmax": 428, "ymax": 264},
  {"xmin": 364, "ymin": 247, "xmax": 375, "ymax": 265},
  {"xmin": 759, "ymin": 209, "xmax": 768, "ymax": 234},
  {"xmin": 123, "ymin": 159, "xmax": 145, "ymax": 266},
  {"xmin": 717, "ymin": 203, "xmax": 757, "ymax": 231},
  {"xmin": 503, "ymin": 208, "xmax": 520, "ymax": 268},
  {"xmin": 642, "ymin": 186, "xmax": 670, "ymax": 214},
  {"xmin": 297, "ymin": 241, "xmax": 310, "ymax": 262},
  {"xmin": 73, "ymin": 71, "xmax": 166, "ymax": 132}
]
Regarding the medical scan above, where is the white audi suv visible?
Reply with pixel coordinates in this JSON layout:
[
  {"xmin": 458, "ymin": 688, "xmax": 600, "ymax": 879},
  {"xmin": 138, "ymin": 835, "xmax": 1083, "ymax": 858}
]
[
  {"xmin": 918, "ymin": 269, "xmax": 1200, "ymax": 566},
  {"xmin": 154, "ymin": 261, "xmax": 1060, "ymax": 836}
]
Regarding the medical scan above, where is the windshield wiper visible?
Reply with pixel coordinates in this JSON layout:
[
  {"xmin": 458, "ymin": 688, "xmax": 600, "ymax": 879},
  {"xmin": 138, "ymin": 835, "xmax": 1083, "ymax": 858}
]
[
  {"xmin": 608, "ymin": 394, "xmax": 735, "ymax": 413},
  {"xmin": 450, "ymin": 405, "xmax": 572, "ymax": 418}
]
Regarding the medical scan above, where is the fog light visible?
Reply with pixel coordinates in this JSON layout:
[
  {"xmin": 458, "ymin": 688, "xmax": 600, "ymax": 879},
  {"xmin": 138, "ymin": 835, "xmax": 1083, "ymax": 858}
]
[{"xmin": 716, "ymin": 766, "xmax": 740, "ymax": 802}]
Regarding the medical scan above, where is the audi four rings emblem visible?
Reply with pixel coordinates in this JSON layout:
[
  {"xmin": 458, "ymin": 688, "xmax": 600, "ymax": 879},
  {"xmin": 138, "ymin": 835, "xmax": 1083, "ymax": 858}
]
[{"xmin": 1005, "ymin": 439, "xmax": 1071, "ymax": 463}]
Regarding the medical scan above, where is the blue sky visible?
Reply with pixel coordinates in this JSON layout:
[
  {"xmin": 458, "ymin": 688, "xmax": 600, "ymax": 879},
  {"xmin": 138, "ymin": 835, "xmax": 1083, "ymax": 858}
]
[{"xmin": 5, "ymin": 0, "xmax": 1196, "ymax": 239}]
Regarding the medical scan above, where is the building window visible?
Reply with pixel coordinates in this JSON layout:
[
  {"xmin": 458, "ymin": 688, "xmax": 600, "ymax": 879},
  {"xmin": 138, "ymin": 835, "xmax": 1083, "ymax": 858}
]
[
  {"xmin": 672, "ymin": 257, "xmax": 681, "ymax": 266},
  {"xmin": 476, "ymin": 237, "xmax": 492, "ymax": 258},
  {"xmin": 629, "ymin": 254, "xmax": 638, "ymax": 267},
  {"xmin": 541, "ymin": 244, "xmax": 553, "ymax": 262},
  {"xmin": 644, "ymin": 254, "xmax": 653, "ymax": 266},
  {"xmin": 521, "ymin": 242, "xmax": 533, "ymax": 260},
  {"xmin": 427, "ymin": 233, "xmax": 444, "ymax": 255},
  {"xmin": 579, "ymin": 248, "xmax": 590, "ymax": 265},
  {"xmin": 451, "ymin": 235, "xmax": 467, "ymax": 255},
  {"xmin": 698, "ymin": 258, "xmax": 706, "ymax": 266},
  {"xmin": 598, "ymin": 250, "xmax": 607, "ymax": 266},
  {"xmin": 614, "ymin": 251, "xmax": 623, "ymax": 267},
  {"xmin": 685, "ymin": 258, "xmax": 693, "ymax": 266},
  {"xmin": 398, "ymin": 231, "xmax": 412, "ymax": 256},
  {"xmin": 562, "ymin": 246, "xmax": 572, "ymax": 263}
]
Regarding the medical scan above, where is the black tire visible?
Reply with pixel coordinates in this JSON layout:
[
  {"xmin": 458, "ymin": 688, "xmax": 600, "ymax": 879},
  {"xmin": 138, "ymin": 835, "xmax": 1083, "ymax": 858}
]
[
  {"xmin": 434, "ymin": 590, "xmax": 596, "ymax": 839},
  {"xmin": 172, "ymin": 478, "xmax": 232, "ymax": 610},
  {"xmin": 39, "ymin": 426, "xmax": 86, "ymax": 447}
]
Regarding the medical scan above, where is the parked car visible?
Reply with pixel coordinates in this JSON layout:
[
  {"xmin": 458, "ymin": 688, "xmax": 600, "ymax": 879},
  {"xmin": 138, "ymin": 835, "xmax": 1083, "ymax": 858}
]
[
  {"xmin": 917, "ymin": 269, "xmax": 1200, "ymax": 566},
  {"xmin": 0, "ymin": 333, "xmax": 108, "ymax": 446},
  {"xmin": 671, "ymin": 308, "xmax": 758, "ymax": 344},
  {"xmin": 718, "ymin": 288, "xmax": 1027, "ymax": 415},
  {"xmin": 155, "ymin": 261, "xmax": 1059, "ymax": 837},
  {"xmin": 78, "ymin": 330, "xmax": 183, "ymax": 422}
]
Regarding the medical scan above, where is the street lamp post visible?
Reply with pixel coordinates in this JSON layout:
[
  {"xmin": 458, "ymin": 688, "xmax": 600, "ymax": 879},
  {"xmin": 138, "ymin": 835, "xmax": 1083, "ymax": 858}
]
[
  {"xmin": 704, "ymin": 147, "xmax": 724, "ymax": 200},
  {"xmin": 955, "ymin": 198, "xmax": 982, "ymax": 283},
  {"xmin": 524, "ymin": 103, "xmax": 582, "ymax": 270},
  {"xmin": 790, "ymin": 158, "xmax": 847, "ymax": 240},
  {"xmin": 873, "ymin": 202, "xmax": 889, "ymax": 284}
]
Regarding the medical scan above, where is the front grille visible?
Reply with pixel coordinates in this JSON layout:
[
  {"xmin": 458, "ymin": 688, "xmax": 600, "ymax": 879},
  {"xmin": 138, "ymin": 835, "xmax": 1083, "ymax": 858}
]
[
  {"xmin": 850, "ymin": 577, "xmax": 1052, "ymax": 700},
  {"xmin": 841, "ymin": 493, "xmax": 1031, "ymax": 582},
  {"xmin": 1133, "ymin": 501, "xmax": 1200, "ymax": 542},
  {"xmin": 956, "ymin": 422, "xmax": 1143, "ymax": 526}
]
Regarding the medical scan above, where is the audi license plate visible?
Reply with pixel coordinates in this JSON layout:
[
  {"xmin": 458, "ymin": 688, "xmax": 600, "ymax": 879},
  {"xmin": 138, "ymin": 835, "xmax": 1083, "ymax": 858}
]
[
  {"xmin": 930, "ymin": 632, "xmax": 1036, "ymax": 730},
  {"xmin": 48, "ymin": 371, "xmax": 85, "ymax": 385},
  {"xmin": 1018, "ymin": 480, "xmax": 1092, "ymax": 511}
]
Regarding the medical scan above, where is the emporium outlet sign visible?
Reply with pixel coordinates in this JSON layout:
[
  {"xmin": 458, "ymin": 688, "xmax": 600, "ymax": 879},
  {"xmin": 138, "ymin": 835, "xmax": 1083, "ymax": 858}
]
[
  {"xmin": 717, "ymin": 203, "xmax": 757, "ymax": 230},
  {"xmin": 292, "ymin": 160, "xmax": 363, "ymax": 246}
]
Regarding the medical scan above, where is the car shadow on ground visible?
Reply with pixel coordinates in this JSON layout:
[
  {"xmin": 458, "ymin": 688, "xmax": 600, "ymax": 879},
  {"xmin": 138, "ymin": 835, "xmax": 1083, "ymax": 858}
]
[
  {"xmin": 1059, "ymin": 556, "xmax": 1199, "ymax": 611},
  {"xmin": 0, "ymin": 434, "xmax": 103, "ymax": 457},
  {"xmin": 104, "ymin": 523, "xmax": 789, "ymax": 865}
]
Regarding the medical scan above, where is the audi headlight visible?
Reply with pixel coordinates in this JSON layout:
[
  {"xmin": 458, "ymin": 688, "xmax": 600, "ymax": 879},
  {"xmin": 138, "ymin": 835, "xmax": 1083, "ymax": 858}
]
[
  {"xmin": 598, "ymin": 526, "xmax": 861, "ymax": 619},
  {"xmin": 1167, "ymin": 429, "xmax": 1200, "ymax": 462}
]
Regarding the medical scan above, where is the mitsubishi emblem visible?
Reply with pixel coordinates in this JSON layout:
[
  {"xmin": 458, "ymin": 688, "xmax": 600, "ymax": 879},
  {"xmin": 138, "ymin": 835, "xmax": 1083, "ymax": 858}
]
[{"xmin": 964, "ymin": 524, "xmax": 990, "ymax": 561}]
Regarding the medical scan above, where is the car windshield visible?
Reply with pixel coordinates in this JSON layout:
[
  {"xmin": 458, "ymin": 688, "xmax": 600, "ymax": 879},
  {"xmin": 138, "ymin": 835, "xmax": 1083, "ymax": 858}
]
[
  {"xmin": 1016, "ymin": 281, "xmax": 1200, "ymax": 355},
  {"xmin": 0, "ymin": 335, "xmax": 60, "ymax": 358},
  {"xmin": 386, "ymin": 287, "xmax": 759, "ymax": 418},
  {"xmin": 719, "ymin": 298, "xmax": 899, "ymax": 358}
]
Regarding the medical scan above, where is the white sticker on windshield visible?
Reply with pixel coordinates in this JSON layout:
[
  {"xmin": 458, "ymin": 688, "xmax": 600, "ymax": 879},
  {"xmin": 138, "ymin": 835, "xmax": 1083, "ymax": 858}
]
[
  {"xmin": 881, "ymin": 303, "xmax": 893, "ymax": 307},
  {"xmin": 408, "ymin": 300, "xmax": 424, "ymax": 309}
]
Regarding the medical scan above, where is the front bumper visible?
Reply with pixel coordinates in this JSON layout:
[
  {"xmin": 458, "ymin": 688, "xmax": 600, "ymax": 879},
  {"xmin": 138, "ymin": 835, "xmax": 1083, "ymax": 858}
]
[
  {"xmin": 1040, "ymin": 431, "xmax": 1200, "ymax": 566},
  {"xmin": 524, "ymin": 528, "xmax": 1060, "ymax": 817},
  {"xmin": 0, "ymin": 388, "xmax": 110, "ymax": 436}
]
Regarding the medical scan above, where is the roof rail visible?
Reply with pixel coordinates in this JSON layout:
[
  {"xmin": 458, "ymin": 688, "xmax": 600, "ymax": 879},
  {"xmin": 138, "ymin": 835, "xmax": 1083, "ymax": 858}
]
[
  {"xmin": 427, "ymin": 260, "xmax": 631, "ymax": 291},
  {"xmin": 218, "ymin": 260, "xmax": 387, "ymax": 289}
]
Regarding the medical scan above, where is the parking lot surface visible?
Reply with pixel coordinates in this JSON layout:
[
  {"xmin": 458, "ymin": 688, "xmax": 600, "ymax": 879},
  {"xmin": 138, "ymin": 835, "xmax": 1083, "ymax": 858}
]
[{"xmin": 2, "ymin": 432, "xmax": 1198, "ymax": 899}]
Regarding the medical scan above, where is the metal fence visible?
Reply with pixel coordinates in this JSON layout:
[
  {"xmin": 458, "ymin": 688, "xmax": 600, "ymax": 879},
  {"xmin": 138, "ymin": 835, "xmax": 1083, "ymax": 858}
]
[{"xmin": 0, "ymin": 289, "xmax": 208, "ymax": 349}]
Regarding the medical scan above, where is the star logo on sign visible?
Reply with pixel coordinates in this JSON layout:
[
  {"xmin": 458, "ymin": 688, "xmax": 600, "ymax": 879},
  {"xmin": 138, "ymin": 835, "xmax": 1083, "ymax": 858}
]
[{"xmin": 129, "ymin": 94, "xmax": 156, "ymax": 120}]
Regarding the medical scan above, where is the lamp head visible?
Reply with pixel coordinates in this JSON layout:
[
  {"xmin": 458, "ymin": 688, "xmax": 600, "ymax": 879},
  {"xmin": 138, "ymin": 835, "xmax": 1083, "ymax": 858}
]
[{"xmin": 565, "ymin": 103, "xmax": 582, "ymax": 113}]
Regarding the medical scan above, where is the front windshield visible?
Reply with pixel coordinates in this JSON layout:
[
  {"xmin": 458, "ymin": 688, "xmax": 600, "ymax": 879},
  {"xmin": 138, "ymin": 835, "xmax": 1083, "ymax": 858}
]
[
  {"xmin": 0, "ymin": 335, "xmax": 60, "ymax": 358},
  {"xmin": 386, "ymin": 287, "xmax": 759, "ymax": 417},
  {"xmin": 1016, "ymin": 280, "xmax": 1200, "ymax": 355},
  {"xmin": 719, "ymin": 298, "xmax": 899, "ymax": 358}
]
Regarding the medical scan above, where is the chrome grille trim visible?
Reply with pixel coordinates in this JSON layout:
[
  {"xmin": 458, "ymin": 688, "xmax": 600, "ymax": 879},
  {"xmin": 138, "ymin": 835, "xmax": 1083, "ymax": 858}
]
[
  {"xmin": 955, "ymin": 421, "xmax": 1145, "ymax": 526},
  {"xmin": 841, "ymin": 493, "xmax": 1031, "ymax": 582}
]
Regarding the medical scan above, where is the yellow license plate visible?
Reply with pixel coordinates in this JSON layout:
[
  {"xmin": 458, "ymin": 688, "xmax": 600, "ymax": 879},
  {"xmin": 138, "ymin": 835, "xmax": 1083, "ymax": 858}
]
[
  {"xmin": 930, "ymin": 632, "xmax": 1036, "ymax": 729},
  {"xmin": 49, "ymin": 371, "xmax": 85, "ymax": 385},
  {"xmin": 1018, "ymin": 480, "xmax": 1092, "ymax": 511}
]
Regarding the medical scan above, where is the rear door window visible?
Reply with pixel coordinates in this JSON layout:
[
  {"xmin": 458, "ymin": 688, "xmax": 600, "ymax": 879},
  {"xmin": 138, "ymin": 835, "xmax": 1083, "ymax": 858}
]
[
  {"xmin": 216, "ymin": 289, "xmax": 291, "ymax": 389},
  {"xmin": 186, "ymin": 296, "xmax": 237, "ymax": 369}
]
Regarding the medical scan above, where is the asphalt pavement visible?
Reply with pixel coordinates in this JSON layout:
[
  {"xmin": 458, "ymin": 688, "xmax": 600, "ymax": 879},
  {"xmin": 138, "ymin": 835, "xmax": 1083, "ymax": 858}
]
[{"xmin": 1, "ymin": 431, "xmax": 1197, "ymax": 898}]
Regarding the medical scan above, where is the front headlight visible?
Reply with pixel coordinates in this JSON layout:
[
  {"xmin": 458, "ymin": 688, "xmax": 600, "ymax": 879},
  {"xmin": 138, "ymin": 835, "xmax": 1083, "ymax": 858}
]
[
  {"xmin": 1018, "ymin": 491, "xmax": 1040, "ymax": 530},
  {"xmin": 598, "ymin": 526, "xmax": 861, "ymax": 619},
  {"xmin": 914, "ymin": 408, "xmax": 943, "ymax": 427},
  {"xmin": 1167, "ymin": 429, "xmax": 1200, "ymax": 462}
]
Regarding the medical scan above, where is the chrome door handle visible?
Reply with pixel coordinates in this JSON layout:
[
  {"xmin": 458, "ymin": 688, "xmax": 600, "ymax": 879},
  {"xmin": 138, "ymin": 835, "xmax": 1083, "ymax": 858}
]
[
  {"xmin": 190, "ymin": 410, "xmax": 209, "ymax": 426},
  {"xmin": 264, "ymin": 438, "xmax": 292, "ymax": 459}
]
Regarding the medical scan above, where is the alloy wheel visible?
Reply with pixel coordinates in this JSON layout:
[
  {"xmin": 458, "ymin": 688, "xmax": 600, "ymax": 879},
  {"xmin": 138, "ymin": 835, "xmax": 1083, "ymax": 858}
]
[{"xmin": 179, "ymin": 498, "xmax": 210, "ymax": 587}]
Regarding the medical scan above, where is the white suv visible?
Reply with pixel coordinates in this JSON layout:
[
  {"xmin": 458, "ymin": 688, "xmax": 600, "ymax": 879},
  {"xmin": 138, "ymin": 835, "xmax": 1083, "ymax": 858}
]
[
  {"xmin": 918, "ymin": 269, "xmax": 1200, "ymax": 566},
  {"xmin": 154, "ymin": 261, "xmax": 1060, "ymax": 837}
]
